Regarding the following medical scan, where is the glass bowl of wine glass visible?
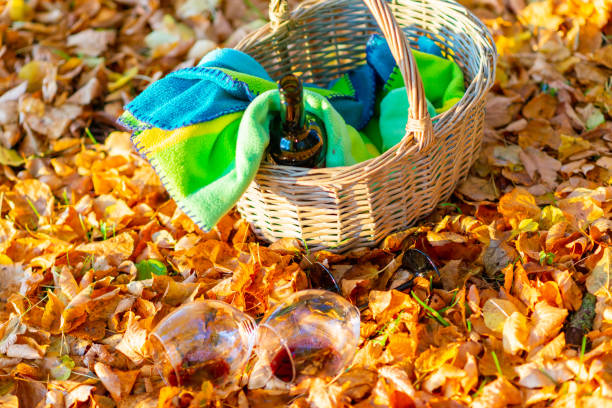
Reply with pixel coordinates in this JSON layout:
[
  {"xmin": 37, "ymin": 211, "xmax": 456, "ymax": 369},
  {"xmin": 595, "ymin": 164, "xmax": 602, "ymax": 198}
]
[
  {"xmin": 149, "ymin": 300, "xmax": 257, "ymax": 390},
  {"xmin": 249, "ymin": 289, "xmax": 360, "ymax": 389}
]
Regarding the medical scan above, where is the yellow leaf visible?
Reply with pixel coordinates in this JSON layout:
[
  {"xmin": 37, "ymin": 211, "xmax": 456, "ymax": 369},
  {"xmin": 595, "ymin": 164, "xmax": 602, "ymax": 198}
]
[
  {"xmin": 540, "ymin": 206, "xmax": 566, "ymax": 230},
  {"xmin": 586, "ymin": 247, "xmax": 611, "ymax": 296},
  {"xmin": 503, "ymin": 311, "xmax": 529, "ymax": 355},
  {"xmin": 18, "ymin": 61, "xmax": 47, "ymax": 92},
  {"xmin": 108, "ymin": 67, "xmax": 138, "ymax": 92},
  {"xmin": 518, "ymin": 218, "xmax": 539, "ymax": 233},
  {"xmin": 41, "ymin": 291, "xmax": 65, "ymax": 334},
  {"xmin": 414, "ymin": 342, "xmax": 461, "ymax": 377},
  {"xmin": 495, "ymin": 31, "xmax": 532, "ymax": 56},
  {"xmin": 558, "ymin": 134, "xmax": 591, "ymax": 161},
  {"xmin": 482, "ymin": 298, "xmax": 519, "ymax": 334},
  {"xmin": 8, "ymin": 0, "xmax": 31, "ymax": 21}
]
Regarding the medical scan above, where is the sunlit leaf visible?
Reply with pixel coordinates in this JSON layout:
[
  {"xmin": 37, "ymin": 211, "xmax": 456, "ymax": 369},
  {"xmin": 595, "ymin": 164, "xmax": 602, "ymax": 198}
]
[
  {"xmin": 499, "ymin": 188, "xmax": 541, "ymax": 229},
  {"xmin": 482, "ymin": 298, "xmax": 519, "ymax": 334},
  {"xmin": 586, "ymin": 247, "xmax": 611, "ymax": 296},
  {"xmin": 0, "ymin": 146, "xmax": 24, "ymax": 167},
  {"xmin": 528, "ymin": 301, "xmax": 568, "ymax": 350},
  {"xmin": 540, "ymin": 206, "xmax": 566, "ymax": 230},
  {"xmin": 503, "ymin": 311, "xmax": 528, "ymax": 355}
]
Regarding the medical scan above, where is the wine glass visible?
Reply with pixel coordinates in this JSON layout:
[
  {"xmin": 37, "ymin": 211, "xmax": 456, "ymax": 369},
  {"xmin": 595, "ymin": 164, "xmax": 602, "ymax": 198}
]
[
  {"xmin": 149, "ymin": 300, "xmax": 257, "ymax": 391},
  {"xmin": 249, "ymin": 289, "xmax": 360, "ymax": 389}
]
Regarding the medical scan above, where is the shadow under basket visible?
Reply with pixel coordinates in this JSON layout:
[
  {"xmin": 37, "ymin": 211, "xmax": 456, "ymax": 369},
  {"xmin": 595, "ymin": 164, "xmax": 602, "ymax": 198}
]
[{"xmin": 235, "ymin": 0, "xmax": 497, "ymax": 252}]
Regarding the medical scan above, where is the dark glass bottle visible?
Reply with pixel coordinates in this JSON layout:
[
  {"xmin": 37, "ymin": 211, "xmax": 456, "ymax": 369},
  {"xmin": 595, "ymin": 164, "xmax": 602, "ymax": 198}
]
[{"xmin": 269, "ymin": 74, "xmax": 327, "ymax": 168}]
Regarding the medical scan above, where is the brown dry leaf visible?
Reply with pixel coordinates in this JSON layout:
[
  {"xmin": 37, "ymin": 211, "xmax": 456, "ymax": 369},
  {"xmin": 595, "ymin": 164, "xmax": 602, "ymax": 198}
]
[
  {"xmin": 25, "ymin": 104, "xmax": 82, "ymax": 140},
  {"xmin": 519, "ymin": 146, "xmax": 561, "ymax": 188},
  {"xmin": 93, "ymin": 362, "xmax": 139, "ymax": 403},
  {"xmin": 75, "ymin": 232, "xmax": 135, "ymax": 269},
  {"xmin": 64, "ymin": 383, "xmax": 95, "ymax": 408},
  {"xmin": 518, "ymin": 119, "xmax": 560, "ymax": 150},
  {"xmin": 558, "ymin": 195, "xmax": 605, "ymax": 230},
  {"xmin": 515, "ymin": 362, "xmax": 556, "ymax": 388},
  {"xmin": 486, "ymin": 95, "xmax": 517, "ymax": 128},
  {"xmin": 67, "ymin": 30, "xmax": 116, "ymax": 57},
  {"xmin": 9, "ymin": 179, "xmax": 54, "ymax": 228},
  {"xmin": 0, "ymin": 315, "xmax": 26, "ymax": 355},
  {"xmin": 0, "ymin": 264, "xmax": 27, "ymax": 303},
  {"xmin": 41, "ymin": 291, "xmax": 65, "ymax": 333},
  {"xmin": 306, "ymin": 378, "xmax": 347, "ymax": 408},
  {"xmin": 522, "ymin": 93, "xmax": 558, "ymax": 120},
  {"xmin": 527, "ymin": 332, "xmax": 565, "ymax": 362},
  {"xmin": 385, "ymin": 332, "xmax": 418, "ymax": 363},
  {"xmin": 61, "ymin": 284, "xmax": 94, "ymax": 332},
  {"xmin": 6, "ymin": 342, "xmax": 45, "ymax": 359},
  {"xmin": 153, "ymin": 275, "xmax": 200, "ymax": 306},
  {"xmin": 0, "ymin": 0, "xmax": 610, "ymax": 405},
  {"xmin": 335, "ymin": 368, "xmax": 378, "ymax": 402},
  {"xmin": 0, "ymin": 219, "xmax": 17, "ymax": 255},
  {"xmin": 438, "ymin": 259, "xmax": 466, "ymax": 290},
  {"xmin": 490, "ymin": 145, "xmax": 522, "ymax": 168},
  {"xmin": 115, "ymin": 312, "xmax": 149, "ymax": 365},
  {"xmin": 592, "ymin": 45, "xmax": 612, "ymax": 68},
  {"xmin": 58, "ymin": 267, "xmax": 80, "ymax": 300},
  {"xmin": 528, "ymin": 301, "xmax": 568, "ymax": 350},
  {"xmin": 359, "ymin": 374, "xmax": 416, "ymax": 408},
  {"xmin": 421, "ymin": 363, "xmax": 465, "ymax": 393},
  {"xmin": 552, "ymin": 269, "xmax": 583, "ymax": 311},
  {"xmin": 467, "ymin": 285, "xmax": 481, "ymax": 317},
  {"xmin": 457, "ymin": 176, "xmax": 498, "ymax": 202},
  {"xmin": 472, "ymin": 377, "xmax": 522, "ymax": 408},
  {"xmin": 483, "ymin": 239, "xmax": 517, "ymax": 277},
  {"xmin": 67, "ymin": 78, "xmax": 102, "ymax": 105},
  {"xmin": 377, "ymin": 366, "xmax": 416, "ymax": 398},
  {"xmin": 512, "ymin": 262, "xmax": 540, "ymax": 309}
]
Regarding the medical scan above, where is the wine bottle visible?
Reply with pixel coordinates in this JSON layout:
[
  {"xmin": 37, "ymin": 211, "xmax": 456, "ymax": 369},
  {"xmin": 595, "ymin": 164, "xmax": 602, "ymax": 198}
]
[{"xmin": 269, "ymin": 74, "xmax": 327, "ymax": 168}]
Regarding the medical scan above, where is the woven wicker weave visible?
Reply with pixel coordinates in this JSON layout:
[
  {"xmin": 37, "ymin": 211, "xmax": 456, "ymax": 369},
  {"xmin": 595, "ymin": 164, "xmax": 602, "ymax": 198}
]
[{"xmin": 235, "ymin": 0, "xmax": 496, "ymax": 252}]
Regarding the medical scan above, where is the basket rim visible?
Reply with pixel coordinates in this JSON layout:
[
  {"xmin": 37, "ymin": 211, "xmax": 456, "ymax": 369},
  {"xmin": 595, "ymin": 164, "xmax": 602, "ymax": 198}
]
[{"xmin": 235, "ymin": 0, "xmax": 497, "ymax": 186}]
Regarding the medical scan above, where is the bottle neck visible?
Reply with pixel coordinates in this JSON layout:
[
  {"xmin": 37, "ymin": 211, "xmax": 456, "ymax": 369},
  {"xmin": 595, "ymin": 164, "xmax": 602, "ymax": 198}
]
[{"xmin": 278, "ymin": 75, "xmax": 306, "ymax": 132}]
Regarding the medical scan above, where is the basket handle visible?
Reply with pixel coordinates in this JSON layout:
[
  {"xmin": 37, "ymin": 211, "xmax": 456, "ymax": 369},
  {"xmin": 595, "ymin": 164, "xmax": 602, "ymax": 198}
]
[{"xmin": 269, "ymin": 0, "xmax": 434, "ymax": 152}]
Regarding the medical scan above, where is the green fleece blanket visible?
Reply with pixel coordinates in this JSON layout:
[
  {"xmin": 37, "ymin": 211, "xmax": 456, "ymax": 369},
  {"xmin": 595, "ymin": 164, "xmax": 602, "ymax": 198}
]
[
  {"xmin": 132, "ymin": 90, "xmax": 379, "ymax": 229},
  {"xmin": 120, "ymin": 35, "xmax": 465, "ymax": 231}
]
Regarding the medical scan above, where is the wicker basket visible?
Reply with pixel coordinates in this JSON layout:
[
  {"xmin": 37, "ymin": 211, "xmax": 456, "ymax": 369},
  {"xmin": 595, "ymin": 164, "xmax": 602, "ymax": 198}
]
[{"xmin": 235, "ymin": 0, "xmax": 496, "ymax": 252}]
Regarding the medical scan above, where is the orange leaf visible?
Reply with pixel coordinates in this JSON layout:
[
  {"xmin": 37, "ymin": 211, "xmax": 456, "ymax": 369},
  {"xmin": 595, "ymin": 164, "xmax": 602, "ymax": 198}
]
[
  {"xmin": 528, "ymin": 301, "xmax": 568, "ymax": 350},
  {"xmin": 498, "ymin": 187, "xmax": 541, "ymax": 229}
]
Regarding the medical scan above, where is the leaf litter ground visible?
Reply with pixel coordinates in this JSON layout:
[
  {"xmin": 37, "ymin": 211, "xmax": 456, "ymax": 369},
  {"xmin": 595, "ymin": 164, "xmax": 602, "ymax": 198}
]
[{"xmin": 0, "ymin": 0, "xmax": 611, "ymax": 407}]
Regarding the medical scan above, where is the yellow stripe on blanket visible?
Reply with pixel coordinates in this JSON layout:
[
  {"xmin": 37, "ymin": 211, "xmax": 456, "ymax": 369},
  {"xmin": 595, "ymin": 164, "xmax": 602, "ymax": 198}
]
[{"xmin": 134, "ymin": 112, "xmax": 244, "ymax": 155}]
